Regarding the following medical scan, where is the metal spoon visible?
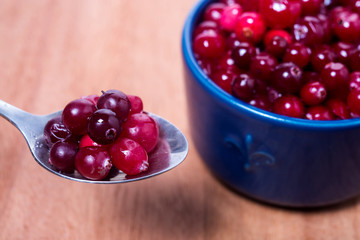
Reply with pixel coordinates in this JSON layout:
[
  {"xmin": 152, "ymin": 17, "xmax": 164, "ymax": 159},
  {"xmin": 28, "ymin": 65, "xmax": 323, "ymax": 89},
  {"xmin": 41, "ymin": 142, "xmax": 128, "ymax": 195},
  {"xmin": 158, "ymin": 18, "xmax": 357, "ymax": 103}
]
[{"xmin": 0, "ymin": 100, "xmax": 188, "ymax": 183}]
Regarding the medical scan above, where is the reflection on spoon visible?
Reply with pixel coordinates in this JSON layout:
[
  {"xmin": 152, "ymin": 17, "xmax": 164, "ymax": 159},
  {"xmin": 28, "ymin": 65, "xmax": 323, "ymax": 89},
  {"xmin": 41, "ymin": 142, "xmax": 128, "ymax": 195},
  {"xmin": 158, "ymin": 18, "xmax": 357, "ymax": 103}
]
[{"xmin": 0, "ymin": 100, "xmax": 188, "ymax": 183}]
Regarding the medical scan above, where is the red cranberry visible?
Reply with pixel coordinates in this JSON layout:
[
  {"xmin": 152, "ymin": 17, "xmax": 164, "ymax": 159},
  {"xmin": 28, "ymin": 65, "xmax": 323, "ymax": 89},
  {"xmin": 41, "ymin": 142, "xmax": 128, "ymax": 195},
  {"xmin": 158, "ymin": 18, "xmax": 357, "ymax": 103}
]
[
  {"xmin": 250, "ymin": 52, "xmax": 278, "ymax": 82},
  {"xmin": 292, "ymin": 16, "xmax": 325, "ymax": 47},
  {"xmin": 264, "ymin": 29, "xmax": 292, "ymax": 46},
  {"xmin": 349, "ymin": 71, "xmax": 360, "ymax": 90},
  {"xmin": 347, "ymin": 88, "xmax": 360, "ymax": 115},
  {"xmin": 49, "ymin": 141, "xmax": 78, "ymax": 172},
  {"xmin": 300, "ymin": 81, "xmax": 327, "ymax": 105},
  {"xmin": 234, "ymin": 12, "xmax": 266, "ymax": 44},
  {"xmin": 211, "ymin": 69, "xmax": 236, "ymax": 93},
  {"xmin": 320, "ymin": 62, "xmax": 350, "ymax": 96},
  {"xmin": 204, "ymin": 3, "xmax": 226, "ymax": 23},
  {"xmin": 194, "ymin": 20, "xmax": 220, "ymax": 36},
  {"xmin": 333, "ymin": 11, "xmax": 360, "ymax": 43},
  {"xmin": 127, "ymin": 95, "xmax": 144, "ymax": 114},
  {"xmin": 121, "ymin": 113, "xmax": 159, "ymax": 153},
  {"xmin": 220, "ymin": 4, "xmax": 243, "ymax": 31},
  {"xmin": 249, "ymin": 94, "xmax": 272, "ymax": 111},
  {"xmin": 79, "ymin": 134, "xmax": 104, "ymax": 148},
  {"xmin": 305, "ymin": 105, "xmax": 335, "ymax": 120},
  {"xmin": 110, "ymin": 138, "xmax": 149, "ymax": 176},
  {"xmin": 232, "ymin": 73, "xmax": 256, "ymax": 101},
  {"xmin": 350, "ymin": 48, "xmax": 360, "ymax": 71},
  {"xmin": 193, "ymin": 29, "xmax": 226, "ymax": 58},
  {"xmin": 310, "ymin": 45, "xmax": 338, "ymax": 73},
  {"xmin": 75, "ymin": 146, "xmax": 112, "ymax": 180},
  {"xmin": 259, "ymin": 0, "xmax": 301, "ymax": 29},
  {"xmin": 283, "ymin": 43, "xmax": 311, "ymax": 68},
  {"xmin": 44, "ymin": 116, "xmax": 72, "ymax": 147},
  {"xmin": 326, "ymin": 98, "xmax": 351, "ymax": 119},
  {"xmin": 272, "ymin": 62, "xmax": 303, "ymax": 94},
  {"xmin": 267, "ymin": 87, "xmax": 283, "ymax": 102},
  {"xmin": 196, "ymin": 56, "xmax": 215, "ymax": 76},
  {"xmin": 265, "ymin": 35, "xmax": 289, "ymax": 59},
  {"xmin": 97, "ymin": 89, "xmax": 131, "ymax": 121},
  {"xmin": 231, "ymin": 41, "xmax": 256, "ymax": 69},
  {"xmin": 302, "ymin": 71, "xmax": 321, "ymax": 83},
  {"xmin": 273, "ymin": 95, "xmax": 305, "ymax": 118},
  {"xmin": 351, "ymin": 0, "xmax": 360, "ymax": 14},
  {"xmin": 217, "ymin": 51, "xmax": 241, "ymax": 73},
  {"xmin": 332, "ymin": 42, "xmax": 355, "ymax": 67}
]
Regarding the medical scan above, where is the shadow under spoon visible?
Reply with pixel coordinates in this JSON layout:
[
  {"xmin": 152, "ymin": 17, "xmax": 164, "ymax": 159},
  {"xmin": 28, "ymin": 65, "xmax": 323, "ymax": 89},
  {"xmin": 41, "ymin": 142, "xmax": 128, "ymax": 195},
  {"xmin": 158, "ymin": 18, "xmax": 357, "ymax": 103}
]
[{"xmin": 0, "ymin": 100, "xmax": 188, "ymax": 183}]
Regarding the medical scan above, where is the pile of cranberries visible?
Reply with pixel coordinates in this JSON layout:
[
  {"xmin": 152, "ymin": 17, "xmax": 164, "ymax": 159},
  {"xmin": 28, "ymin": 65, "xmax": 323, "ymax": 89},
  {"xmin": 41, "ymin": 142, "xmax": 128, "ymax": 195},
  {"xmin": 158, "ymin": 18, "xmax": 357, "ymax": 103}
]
[
  {"xmin": 192, "ymin": 0, "xmax": 360, "ymax": 120},
  {"xmin": 43, "ymin": 90, "xmax": 159, "ymax": 180}
]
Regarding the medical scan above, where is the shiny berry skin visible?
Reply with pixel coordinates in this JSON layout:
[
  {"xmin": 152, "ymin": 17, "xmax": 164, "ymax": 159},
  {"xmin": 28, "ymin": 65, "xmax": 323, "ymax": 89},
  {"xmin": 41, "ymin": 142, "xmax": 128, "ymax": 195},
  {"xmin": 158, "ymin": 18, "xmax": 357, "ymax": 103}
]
[
  {"xmin": 110, "ymin": 138, "xmax": 149, "ymax": 176},
  {"xmin": 333, "ymin": 42, "xmax": 355, "ymax": 67},
  {"xmin": 259, "ymin": 0, "xmax": 301, "ymax": 29},
  {"xmin": 44, "ymin": 116, "xmax": 72, "ymax": 147},
  {"xmin": 350, "ymin": 49, "xmax": 360, "ymax": 71},
  {"xmin": 193, "ymin": 20, "xmax": 219, "ymax": 36},
  {"xmin": 127, "ymin": 95, "xmax": 143, "ymax": 114},
  {"xmin": 333, "ymin": 11, "xmax": 360, "ymax": 43},
  {"xmin": 62, "ymin": 98, "xmax": 97, "ymax": 135},
  {"xmin": 204, "ymin": 3, "xmax": 226, "ymax": 23},
  {"xmin": 351, "ymin": 0, "xmax": 360, "ymax": 14},
  {"xmin": 49, "ymin": 141, "xmax": 78, "ymax": 172},
  {"xmin": 272, "ymin": 62, "xmax": 303, "ymax": 94},
  {"xmin": 320, "ymin": 62, "xmax": 350, "ymax": 95},
  {"xmin": 87, "ymin": 109, "xmax": 122, "ymax": 145},
  {"xmin": 220, "ymin": 4, "xmax": 243, "ymax": 31},
  {"xmin": 249, "ymin": 94, "xmax": 272, "ymax": 111},
  {"xmin": 349, "ymin": 71, "xmax": 360, "ymax": 90},
  {"xmin": 310, "ymin": 45, "xmax": 338, "ymax": 73},
  {"xmin": 193, "ymin": 29, "xmax": 226, "ymax": 58},
  {"xmin": 249, "ymin": 52, "xmax": 278, "ymax": 82},
  {"xmin": 211, "ymin": 69, "xmax": 236, "ymax": 93},
  {"xmin": 305, "ymin": 105, "xmax": 335, "ymax": 120},
  {"xmin": 347, "ymin": 88, "xmax": 360, "ymax": 115},
  {"xmin": 82, "ymin": 94, "xmax": 99, "ymax": 105},
  {"xmin": 326, "ymin": 98, "xmax": 351, "ymax": 119},
  {"xmin": 300, "ymin": 81, "xmax": 327, "ymax": 105},
  {"xmin": 232, "ymin": 73, "xmax": 256, "ymax": 101},
  {"xmin": 264, "ymin": 29, "xmax": 292, "ymax": 46},
  {"xmin": 265, "ymin": 35, "xmax": 289, "ymax": 59},
  {"xmin": 300, "ymin": 0, "xmax": 322, "ymax": 15},
  {"xmin": 231, "ymin": 41, "xmax": 256, "ymax": 69},
  {"xmin": 273, "ymin": 95, "xmax": 305, "ymax": 118},
  {"xmin": 121, "ymin": 113, "xmax": 159, "ymax": 153},
  {"xmin": 292, "ymin": 16, "xmax": 325, "ymax": 47},
  {"xmin": 97, "ymin": 89, "xmax": 131, "ymax": 122},
  {"xmin": 75, "ymin": 147, "xmax": 112, "ymax": 180},
  {"xmin": 234, "ymin": 12, "xmax": 266, "ymax": 44},
  {"xmin": 217, "ymin": 51, "xmax": 241, "ymax": 73},
  {"xmin": 283, "ymin": 43, "xmax": 310, "ymax": 68},
  {"xmin": 79, "ymin": 134, "xmax": 104, "ymax": 148}
]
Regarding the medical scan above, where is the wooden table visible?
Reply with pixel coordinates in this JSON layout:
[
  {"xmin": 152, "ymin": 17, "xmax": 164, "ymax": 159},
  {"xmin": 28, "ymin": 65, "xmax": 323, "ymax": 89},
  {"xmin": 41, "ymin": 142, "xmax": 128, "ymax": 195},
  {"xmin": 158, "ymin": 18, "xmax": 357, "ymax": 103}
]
[{"xmin": 0, "ymin": 1, "xmax": 360, "ymax": 239}]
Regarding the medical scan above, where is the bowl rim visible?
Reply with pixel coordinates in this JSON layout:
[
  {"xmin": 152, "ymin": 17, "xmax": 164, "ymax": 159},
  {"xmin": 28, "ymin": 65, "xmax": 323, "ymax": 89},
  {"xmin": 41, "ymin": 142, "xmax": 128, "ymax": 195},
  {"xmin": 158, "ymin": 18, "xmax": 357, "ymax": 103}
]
[{"xmin": 182, "ymin": 0, "xmax": 360, "ymax": 130}]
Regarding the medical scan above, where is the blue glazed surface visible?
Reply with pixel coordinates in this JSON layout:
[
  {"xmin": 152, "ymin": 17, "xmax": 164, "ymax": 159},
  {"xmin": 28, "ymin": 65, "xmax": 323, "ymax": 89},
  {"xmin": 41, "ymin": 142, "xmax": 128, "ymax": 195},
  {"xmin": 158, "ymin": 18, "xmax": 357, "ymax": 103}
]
[{"xmin": 182, "ymin": 0, "xmax": 360, "ymax": 207}]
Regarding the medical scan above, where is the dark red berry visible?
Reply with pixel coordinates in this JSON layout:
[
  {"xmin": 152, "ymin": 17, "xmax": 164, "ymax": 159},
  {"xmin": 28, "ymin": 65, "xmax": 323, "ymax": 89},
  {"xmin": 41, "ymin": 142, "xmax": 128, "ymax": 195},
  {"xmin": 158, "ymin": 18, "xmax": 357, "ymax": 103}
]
[
  {"xmin": 211, "ymin": 69, "xmax": 236, "ymax": 93},
  {"xmin": 231, "ymin": 41, "xmax": 256, "ymax": 69},
  {"xmin": 347, "ymin": 88, "xmax": 360, "ymax": 115},
  {"xmin": 232, "ymin": 73, "xmax": 256, "ymax": 101},
  {"xmin": 326, "ymin": 98, "xmax": 351, "ymax": 119},
  {"xmin": 305, "ymin": 105, "xmax": 335, "ymax": 120},
  {"xmin": 349, "ymin": 71, "xmax": 360, "ymax": 90},
  {"xmin": 300, "ymin": 0, "xmax": 322, "ymax": 15},
  {"xmin": 320, "ymin": 62, "xmax": 350, "ymax": 95},
  {"xmin": 204, "ymin": 3, "xmax": 226, "ymax": 23},
  {"xmin": 272, "ymin": 62, "xmax": 303, "ymax": 94},
  {"xmin": 97, "ymin": 89, "xmax": 131, "ymax": 121},
  {"xmin": 283, "ymin": 43, "xmax": 311, "ymax": 68},
  {"xmin": 333, "ymin": 11, "xmax": 360, "ymax": 43},
  {"xmin": 273, "ymin": 95, "xmax": 305, "ymax": 118},
  {"xmin": 234, "ymin": 12, "xmax": 266, "ymax": 44},
  {"xmin": 193, "ymin": 29, "xmax": 226, "ymax": 58},
  {"xmin": 300, "ymin": 81, "xmax": 327, "ymax": 105},
  {"xmin": 249, "ymin": 52, "xmax": 278, "ymax": 82},
  {"xmin": 310, "ymin": 45, "xmax": 338, "ymax": 73},
  {"xmin": 49, "ymin": 141, "xmax": 78, "ymax": 172},
  {"xmin": 44, "ymin": 116, "xmax": 72, "ymax": 147}
]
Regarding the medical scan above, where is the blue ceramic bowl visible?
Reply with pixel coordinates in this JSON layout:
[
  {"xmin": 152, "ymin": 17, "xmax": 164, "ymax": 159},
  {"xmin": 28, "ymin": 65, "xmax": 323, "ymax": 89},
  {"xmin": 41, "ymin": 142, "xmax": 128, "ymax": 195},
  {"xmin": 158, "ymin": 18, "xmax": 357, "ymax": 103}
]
[{"xmin": 182, "ymin": 0, "xmax": 360, "ymax": 207}]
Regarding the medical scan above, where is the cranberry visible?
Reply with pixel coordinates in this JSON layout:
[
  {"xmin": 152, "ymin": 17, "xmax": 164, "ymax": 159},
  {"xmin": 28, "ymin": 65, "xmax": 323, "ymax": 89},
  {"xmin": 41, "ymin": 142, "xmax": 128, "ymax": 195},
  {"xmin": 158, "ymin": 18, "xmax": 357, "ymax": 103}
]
[
  {"xmin": 320, "ymin": 62, "xmax": 350, "ymax": 96},
  {"xmin": 267, "ymin": 87, "xmax": 283, "ymax": 102},
  {"xmin": 232, "ymin": 73, "xmax": 256, "ymax": 101},
  {"xmin": 265, "ymin": 35, "xmax": 289, "ymax": 59},
  {"xmin": 332, "ymin": 42, "xmax": 355, "ymax": 67},
  {"xmin": 300, "ymin": 0, "xmax": 322, "ymax": 15},
  {"xmin": 259, "ymin": 0, "xmax": 301, "ymax": 29},
  {"xmin": 211, "ymin": 69, "xmax": 236, "ymax": 93},
  {"xmin": 273, "ymin": 95, "xmax": 305, "ymax": 118},
  {"xmin": 305, "ymin": 105, "xmax": 335, "ymax": 120},
  {"xmin": 204, "ymin": 3, "xmax": 226, "ymax": 23},
  {"xmin": 302, "ymin": 71, "xmax": 321, "ymax": 83},
  {"xmin": 110, "ymin": 138, "xmax": 149, "ymax": 176},
  {"xmin": 196, "ymin": 56, "xmax": 215, "ymax": 76},
  {"xmin": 75, "ymin": 147, "xmax": 112, "ymax": 180},
  {"xmin": 349, "ymin": 71, "xmax": 360, "ymax": 90},
  {"xmin": 97, "ymin": 90, "xmax": 131, "ymax": 122},
  {"xmin": 310, "ymin": 45, "xmax": 338, "ymax": 73},
  {"xmin": 292, "ymin": 16, "xmax": 325, "ymax": 47},
  {"xmin": 349, "ymin": 48, "xmax": 360, "ymax": 71},
  {"xmin": 217, "ymin": 51, "xmax": 241, "ymax": 73},
  {"xmin": 231, "ymin": 41, "xmax": 256, "ymax": 69},
  {"xmin": 333, "ymin": 11, "xmax": 360, "ymax": 43},
  {"xmin": 249, "ymin": 94, "xmax": 272, "ymax": 111},
  {"xmin": 43, "ymin": 116, "xmax": 72, "ymax": 147},
  {"xmin": 234, "ymin": 12, "xmax": 266, "ymax": 44},
  {"xmin": 62, "ymin": 98, "xmax": 97, "ymax": 135},
  {"xmin": 283, "ymin": 43, "xmax": 311, "ymax": 68},
  {"xmin": 87, "ymin": 109, "xmax": 122, "ymax": 145},
  {"xmin": 220, "ymin": 4, "xmax": 243, "ymax": 31},
  {"xmin": 264, "ymin": 29, "xmax": 292, "ymax": 46},
  {"xmin": 347, "ymin": 88, "xmax": 360, "ymax": 115},
  {"xmin": 300, "ymin": 81, "xmax": 327, "ymax": 106},
  {"xmin": 193, "ymin": 29, "xmax": 226, "ymax": 58},
  {"xmin": 79, "ymin": 134, "xmax": 104, "ymax": 148},
  {"xmin": 351, "ymin": 0, "xmax": 360, "ymax": 14},
  {"xmin": 272, "ymin": 62, "xmax": 303, "ymax": 94},
  {"xmin": 326, "ymin": 98, "xmax": 351, "ymax": 119},
  {"xmin": 121, "ymin": 113, "xmax": 159, "ymax": 153},
  {"xmin": 49, "ymin": 141, "xmax": 78, "ymax": 172},
  {"xmin": 127, "ymin": 95, "xmax": 144, "ymax": 114},
  {"xmin": 194, "ymin": 20, "xmax": 220, "ymax": 36},
  {"xmin": 250, "ymin": 52, "xmax": 277, "ymax": 82}
]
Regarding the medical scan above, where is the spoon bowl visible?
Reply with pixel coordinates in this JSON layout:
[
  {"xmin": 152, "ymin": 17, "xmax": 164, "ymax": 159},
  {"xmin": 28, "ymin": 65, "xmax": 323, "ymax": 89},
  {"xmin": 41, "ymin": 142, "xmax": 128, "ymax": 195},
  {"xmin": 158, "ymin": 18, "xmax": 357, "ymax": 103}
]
[{"xmin": 0, "ymin": 100, "xmax": 188, "ymax": 183}]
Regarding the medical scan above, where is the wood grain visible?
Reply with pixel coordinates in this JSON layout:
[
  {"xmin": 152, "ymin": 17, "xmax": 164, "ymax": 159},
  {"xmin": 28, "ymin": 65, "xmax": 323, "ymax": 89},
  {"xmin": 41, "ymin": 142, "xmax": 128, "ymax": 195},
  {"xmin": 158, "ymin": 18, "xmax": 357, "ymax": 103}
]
[{"xmin": 0, "ymin": 1, "xmax": 359, "ymax": 239}]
